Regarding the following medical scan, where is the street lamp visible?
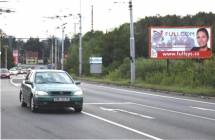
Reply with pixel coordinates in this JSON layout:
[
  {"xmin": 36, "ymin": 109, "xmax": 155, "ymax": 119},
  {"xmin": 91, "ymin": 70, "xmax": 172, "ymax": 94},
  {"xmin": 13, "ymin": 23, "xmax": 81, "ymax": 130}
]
[
  {"xmin": 91, "ymin": 0, "xmax": 94, "ymax": 32},
  {"xmin": 5, "ymin": 45, "xmax": 8, "ymax": 68},
  {"xmin": 0, "ymin": 31, "xmax": 8, "ymax": 68},
  {"xmin": 61, "ymin": 23, "xmax": 67, "ymax": 70},
  {"xmin": 61, "ymin": 25, "xmax": 66, "ymax": 70},
  {"xmin": 78, "ymin": 13, "xmax": 82, "ymax": 76},
  {"xmin": 57, "ymin": 23, "xmax": 67, "ymax": 70},
  {"xmin": 129, "ymin": 0, "xmax": 135, "ymax": 84},
  {"xmin": 114, "ymin": 0, "xmax": 136, "ymax": 84},
  {"xmin": 43, "ymin": 14, "xmax": 73, "ymax": 69}
]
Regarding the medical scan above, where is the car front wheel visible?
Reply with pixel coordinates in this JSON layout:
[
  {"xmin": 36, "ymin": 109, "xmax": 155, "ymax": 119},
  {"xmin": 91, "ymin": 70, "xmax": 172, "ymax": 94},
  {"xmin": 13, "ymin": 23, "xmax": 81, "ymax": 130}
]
[{"xmin": 74, "ymin": 106, "xmax": 82, "ymax": 112}]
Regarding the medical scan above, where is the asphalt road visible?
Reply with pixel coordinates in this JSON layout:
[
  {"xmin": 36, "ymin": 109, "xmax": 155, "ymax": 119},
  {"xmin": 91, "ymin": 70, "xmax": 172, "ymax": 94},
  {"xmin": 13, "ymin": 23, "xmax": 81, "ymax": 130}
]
[{"xmin": 1, "ymin": 75, "xmax": 215, "ymax": 139}]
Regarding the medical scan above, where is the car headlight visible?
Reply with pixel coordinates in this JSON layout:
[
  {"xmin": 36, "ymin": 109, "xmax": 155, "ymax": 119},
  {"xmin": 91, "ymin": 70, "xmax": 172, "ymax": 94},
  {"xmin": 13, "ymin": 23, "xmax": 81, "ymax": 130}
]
[
  {"xmin": 74, "ymin": 90, "xmax": 83, "ymax": 96},
  {"xmin": 35, "ymin": 91, "xmax": 48, "ymax": 96}
]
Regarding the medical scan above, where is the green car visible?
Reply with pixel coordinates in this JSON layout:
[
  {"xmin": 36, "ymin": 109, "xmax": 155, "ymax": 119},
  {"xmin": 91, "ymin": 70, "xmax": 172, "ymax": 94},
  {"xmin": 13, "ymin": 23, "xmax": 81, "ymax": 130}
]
[{"xmin": 19, "ymin": 69, "xmax": 83, "ymax": 112}]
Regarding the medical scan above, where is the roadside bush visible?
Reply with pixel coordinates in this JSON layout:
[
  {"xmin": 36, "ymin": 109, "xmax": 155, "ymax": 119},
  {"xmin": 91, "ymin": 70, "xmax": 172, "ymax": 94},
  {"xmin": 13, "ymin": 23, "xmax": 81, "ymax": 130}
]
[
  {"xmin": 136, "ymin": 58, "xmax": 166, "ymax": 80},
  {"xmin": 106, "ymin": 56, "xmax": 215, "ymax": 88}
]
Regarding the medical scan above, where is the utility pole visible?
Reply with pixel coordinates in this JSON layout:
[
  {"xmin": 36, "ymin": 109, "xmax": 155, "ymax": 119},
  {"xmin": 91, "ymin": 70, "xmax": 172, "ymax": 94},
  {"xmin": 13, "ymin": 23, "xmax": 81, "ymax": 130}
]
[
  {"xmin": 78, "ymin": 14, "xmax": 82, "ymax": 76},
  {"xmin": 55, "ymin": 38, "xmax": 57, "ymax": 69},
  {"xmin": 73, "ymin": 23, "xmax": 79, "ymax": 35},
  {"xmin": 0, "ymin": 33, "xmax": 2, "ymax": 57},
  {"xmin": 129, "ymin": 0, "xmax": 135, "ymax": 84},
  {"xmin": 5, "ymin": 46, "xmax": 7, "ymax": 68},
  {"xmin": 91, "ymin": 0, "xmax": 94, "ymax": 32},
  {"xmin": 51, "ymin": 36, "xmax": 54, "ymax": 67},
  {"xmin": 56, "ymin": 23, "xmax": 67, "ymax": 70},
  {"xmin": 113, "ymin": 0, "xmax": 136, "ymax": 84},
  {"xmin": 61, "ymin": 26, "xmax": 65, "ymax": 70},
  {"xmin": 78, "ymin": 0, "xmax": 83, "ymax": 76}
]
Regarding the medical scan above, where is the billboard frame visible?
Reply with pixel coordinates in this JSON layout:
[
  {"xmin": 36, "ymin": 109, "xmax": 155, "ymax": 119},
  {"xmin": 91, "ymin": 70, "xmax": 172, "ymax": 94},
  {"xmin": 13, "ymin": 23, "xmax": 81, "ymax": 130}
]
[{"xmin": 149, "ymin": 26, "xmax": 213, "ymax": 59}]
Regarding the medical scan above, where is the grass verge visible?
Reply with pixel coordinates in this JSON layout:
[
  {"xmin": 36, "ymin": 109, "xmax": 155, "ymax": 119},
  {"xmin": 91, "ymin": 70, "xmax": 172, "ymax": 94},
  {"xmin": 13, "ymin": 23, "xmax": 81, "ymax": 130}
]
[{"xmin": 76, "ymin": 76, "xmax": 215, "ymax": 97}]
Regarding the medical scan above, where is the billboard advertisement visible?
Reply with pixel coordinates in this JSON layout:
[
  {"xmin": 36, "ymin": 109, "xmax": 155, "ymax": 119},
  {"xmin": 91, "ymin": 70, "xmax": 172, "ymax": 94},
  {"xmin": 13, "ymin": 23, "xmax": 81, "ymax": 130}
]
[
  {"xmin": 149, "ymin": 27, "xmax": 212, "ymax": 59},
  {"xmin": 13, "ymin": 50, "xmax": 19, "ymax": 65}
]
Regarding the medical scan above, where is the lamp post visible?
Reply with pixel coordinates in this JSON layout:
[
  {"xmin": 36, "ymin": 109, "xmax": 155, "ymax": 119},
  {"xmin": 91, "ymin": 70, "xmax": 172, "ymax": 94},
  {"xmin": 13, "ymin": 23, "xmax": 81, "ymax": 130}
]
[
  {"xmin": 61, "ymin": 23, "xmax": 67, "ymax": 70},
  {"xmin": 114, "ymin": 0, "xmax": 135, "ymax": 84},
  {"xmin": 4, "ymin": 45, "xmax": 8, "ymax": 68},
  {"xmin": 61, "ymin": 26, "xmax": 65, "ymax": 70},
  {"xmin": 0, "ymin": 39, "xmax": 1, "ymax": 59},
  {"xmin": 129, "ymin": 0, "xmax": 135, "ymax": 84},
  {"xmin": 91, "ymin": 0, "xmax": 94, "ymax": 32},
  {"xmin": 78, "ymin": 13, "xmax": 82, "ymax": 76},
  {"xmin": 51, "ymin": 36, "xmax": 54, "ymax": 67},
  {"xmin": 0, "ymin": 31, "xmax": 8, "ymax": 68},
  {"xmin": 44, "ymin": 14, "xmax": 72, "ymax": 69},
  {"xmin": 55, "ymin": 38, "xmax": 57, "ymax": 69},
  {"xmin": 56, "ymin": 23, "xmax": 67, "ymax": 70}
]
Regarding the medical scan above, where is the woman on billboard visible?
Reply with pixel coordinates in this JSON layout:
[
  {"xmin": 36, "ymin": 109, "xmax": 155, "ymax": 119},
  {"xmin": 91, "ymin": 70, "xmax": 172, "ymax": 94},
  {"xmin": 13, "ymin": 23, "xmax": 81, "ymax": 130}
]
[{"xmin": 191, "ymin": 28, "xmax": 211, "ymax": 51}]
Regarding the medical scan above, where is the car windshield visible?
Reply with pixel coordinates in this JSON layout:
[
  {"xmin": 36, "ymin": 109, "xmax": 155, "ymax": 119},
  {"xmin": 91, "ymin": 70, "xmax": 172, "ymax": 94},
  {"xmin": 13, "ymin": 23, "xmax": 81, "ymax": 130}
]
[
  {"xmin": 10, "ymin": 68, "xmax": 16, "ymax": 71},
  {"xmin": 35, "ymin": 72, "xmax": 74, "ymax": 84}
]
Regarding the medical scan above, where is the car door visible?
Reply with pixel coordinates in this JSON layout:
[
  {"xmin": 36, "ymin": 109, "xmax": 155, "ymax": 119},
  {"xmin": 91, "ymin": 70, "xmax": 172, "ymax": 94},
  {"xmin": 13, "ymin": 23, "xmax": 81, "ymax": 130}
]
[
  {"xmin": 22, "ymin": 72, "xmax": 34, "ymax": 104},
  {"xmin": 21, "ymin": 72, "xmax": 30, "ymax": 101},
  {"xmin": 25, "ymin": 72, "xmax": 35, "ymax": 103}
]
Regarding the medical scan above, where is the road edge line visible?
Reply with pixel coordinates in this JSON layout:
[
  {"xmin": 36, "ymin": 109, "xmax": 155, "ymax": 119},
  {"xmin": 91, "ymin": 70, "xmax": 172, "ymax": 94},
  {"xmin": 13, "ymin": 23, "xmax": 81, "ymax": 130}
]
[{"xmin": 82, "ymin": 111, "xmax": 163, "ymax": 140}]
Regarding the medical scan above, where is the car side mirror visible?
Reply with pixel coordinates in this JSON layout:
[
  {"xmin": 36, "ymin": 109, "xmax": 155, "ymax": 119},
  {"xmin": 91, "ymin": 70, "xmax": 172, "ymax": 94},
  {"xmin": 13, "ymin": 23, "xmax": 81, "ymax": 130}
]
[
  {"xmin": 74, "ymin": 80, "xmax": 81, "ymax": 85},
  {"xmin": 25, "ymin": 80, "xmax": 33, "ymax": 87}
]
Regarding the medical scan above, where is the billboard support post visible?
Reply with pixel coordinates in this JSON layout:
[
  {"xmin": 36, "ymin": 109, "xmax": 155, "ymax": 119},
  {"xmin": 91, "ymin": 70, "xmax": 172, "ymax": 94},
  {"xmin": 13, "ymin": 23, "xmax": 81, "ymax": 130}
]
[
  {"xmin": 167, "ymin": 59, "xmax": 170, "ymax": 74},
  {"xmin": 198, "ymin": 58, "xmax": 204, "ymax": 73}
]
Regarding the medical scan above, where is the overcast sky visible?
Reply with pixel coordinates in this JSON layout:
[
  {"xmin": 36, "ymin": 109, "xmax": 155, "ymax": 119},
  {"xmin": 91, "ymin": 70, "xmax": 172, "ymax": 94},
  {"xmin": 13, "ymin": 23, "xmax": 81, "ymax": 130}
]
[{"xmin": 0, "ymin": 0, "xmax": 215, "ymax": 38}]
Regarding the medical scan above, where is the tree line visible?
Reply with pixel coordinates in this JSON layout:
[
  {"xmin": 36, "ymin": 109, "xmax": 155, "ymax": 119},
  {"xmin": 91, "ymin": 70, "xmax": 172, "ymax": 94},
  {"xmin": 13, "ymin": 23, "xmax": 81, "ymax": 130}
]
[{"xmin": 65, "ymin": 12, "xmax": 215, "ymax": 76}]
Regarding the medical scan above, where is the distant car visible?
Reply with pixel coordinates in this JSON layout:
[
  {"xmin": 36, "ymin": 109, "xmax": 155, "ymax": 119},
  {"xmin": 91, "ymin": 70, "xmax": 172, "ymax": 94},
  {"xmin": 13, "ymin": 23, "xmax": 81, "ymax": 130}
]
[
  {"xmin": 34, "ymin": 65, "xmax": 48, "ymax": 70},
  {"xmin": 19, "ymin": 69, "xmax": 83, "ymax": 112},
  {"xmin": 9, "ymin": 67, "xmax": 19, "ymax": 75},
  {"xmin": 17, "ymin": 67, "xmax": 25, "ymax": 74},
  {"xmin": 21, "ymin": 68, "xmax": 28, "ymax": 74},
  {"xmin": 0, "ymin": 68, "xmax": 10, "ymax": 79}
]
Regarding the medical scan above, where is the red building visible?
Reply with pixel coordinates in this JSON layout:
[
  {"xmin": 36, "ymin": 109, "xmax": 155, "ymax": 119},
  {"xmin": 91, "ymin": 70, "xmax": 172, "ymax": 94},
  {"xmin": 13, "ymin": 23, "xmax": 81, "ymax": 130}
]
[{"xmin": 25, "ymin": 50, "xmax": 38, "ymax": 64}]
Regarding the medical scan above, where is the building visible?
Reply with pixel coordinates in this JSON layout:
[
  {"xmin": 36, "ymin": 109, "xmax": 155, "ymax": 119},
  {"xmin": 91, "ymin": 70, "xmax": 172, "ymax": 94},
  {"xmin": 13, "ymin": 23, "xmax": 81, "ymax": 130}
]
[{"xmin": 25, "ymin": 50, "xmax": 38, "ymax": 64}]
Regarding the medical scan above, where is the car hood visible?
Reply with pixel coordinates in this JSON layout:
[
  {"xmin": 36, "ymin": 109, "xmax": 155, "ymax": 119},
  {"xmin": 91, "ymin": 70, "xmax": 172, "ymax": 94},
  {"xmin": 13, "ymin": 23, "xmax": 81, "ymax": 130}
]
[{"xmin": 35, "ymin": 84, "xmax": 81, "ymax": 92}]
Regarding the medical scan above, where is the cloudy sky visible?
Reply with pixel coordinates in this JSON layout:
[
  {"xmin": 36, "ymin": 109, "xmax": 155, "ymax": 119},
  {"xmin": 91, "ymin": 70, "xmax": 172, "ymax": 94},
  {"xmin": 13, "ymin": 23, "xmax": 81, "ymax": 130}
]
[{"xmin": 0, "ymin": 0, "xmax": 215, "ymax": 38}]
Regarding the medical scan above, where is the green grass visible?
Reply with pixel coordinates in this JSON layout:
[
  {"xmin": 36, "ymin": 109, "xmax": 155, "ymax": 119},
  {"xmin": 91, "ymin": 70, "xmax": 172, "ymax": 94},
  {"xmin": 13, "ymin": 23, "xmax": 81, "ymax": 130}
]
[{"xmin": 77, "ymin": 76, "xmax": 215, "ymax": 97}]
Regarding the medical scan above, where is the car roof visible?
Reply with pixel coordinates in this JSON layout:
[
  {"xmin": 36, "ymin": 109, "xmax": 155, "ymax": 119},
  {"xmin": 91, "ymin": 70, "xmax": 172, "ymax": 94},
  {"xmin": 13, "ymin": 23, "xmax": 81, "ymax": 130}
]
[
  {"xmin": 31, "ymin": 69, "xmax": 66, "ymax": 73},
  {"xmin": 0, "ymin": 68, "xmax": 9, "ymax": 70}
]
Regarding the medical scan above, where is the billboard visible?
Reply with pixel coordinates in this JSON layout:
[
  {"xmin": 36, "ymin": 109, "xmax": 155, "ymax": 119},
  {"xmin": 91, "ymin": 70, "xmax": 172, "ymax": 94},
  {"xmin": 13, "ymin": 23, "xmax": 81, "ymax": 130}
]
[
  {"xmin": 89, "ymin": 57, "xmax": 102, "ymax": 74},
  {"xmin": 89, "ymin": 57, "xmax": 102, "ymax": 64},
  {"xmin": 13, "ymin": 50, "xmax": 19, "ymax": 64},
  {"xmin": 149, "ymin": 27, "xmax": 212, "ymax": 59}
]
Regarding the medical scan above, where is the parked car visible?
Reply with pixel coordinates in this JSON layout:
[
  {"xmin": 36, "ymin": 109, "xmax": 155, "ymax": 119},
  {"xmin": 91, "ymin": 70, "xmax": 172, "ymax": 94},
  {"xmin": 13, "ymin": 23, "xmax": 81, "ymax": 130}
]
[
  {"xmin": 0, "ymin": 68, "xmax": 10, "ymax": 79},
  {"xmin": 9, "ymin": 67, "xmax": 19, "ymax": 75},
  {"xmin": 19, "ymin": 69, "xmax": 83, "ymax": 112}
]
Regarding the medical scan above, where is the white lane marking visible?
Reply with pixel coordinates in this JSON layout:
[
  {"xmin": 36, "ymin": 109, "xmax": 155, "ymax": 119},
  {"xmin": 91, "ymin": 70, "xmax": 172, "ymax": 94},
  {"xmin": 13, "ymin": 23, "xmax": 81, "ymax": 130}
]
[
  {"xmin": 15, "ymin": 75, "xmax": 26, "ymax": 79},
  {"xmin": 83, "ymin": 83, "xmax": 215, "ymax": 105},
  {"xmin": 10, "ymin": 77, "xmax": 20, "ymax": 87},
  {"xmin": 84, "ymin": 102, "xmax": 132, "ymax": 105},
  {"xmin": 82, "ymin": 111, "xmax": 163, "ymax": 140},
  {"xmin": 131, "ymin": 102, "xmax": 215, "ymax": 121},
  {"xmin": 100, "ymin": 107, "xmax": 154, "ymax": 119},
  {"xmin": 191, "ymin": 106, "xmax": 215, "ymax": 112},
  {"xmin": 100, "ymin": 107, "xmax": 117, "ymax": 112},
  {"xmin": 9, "ymin": 75, "xmax": 25, "ymax": 87}
]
